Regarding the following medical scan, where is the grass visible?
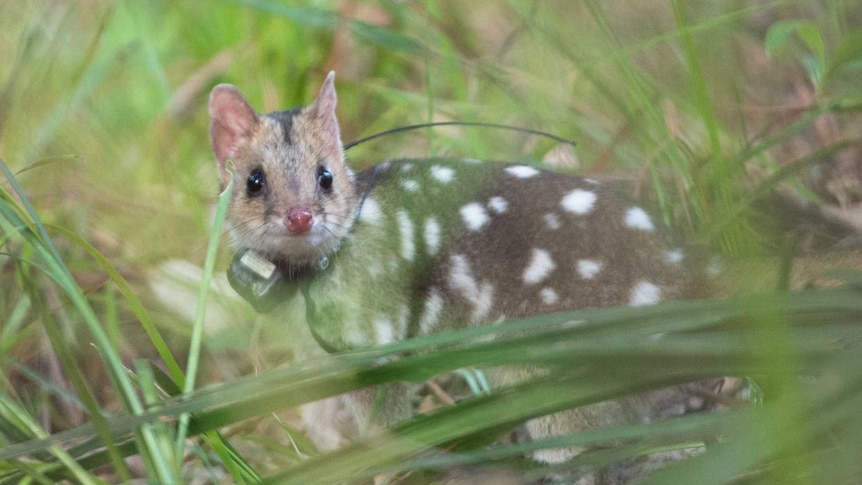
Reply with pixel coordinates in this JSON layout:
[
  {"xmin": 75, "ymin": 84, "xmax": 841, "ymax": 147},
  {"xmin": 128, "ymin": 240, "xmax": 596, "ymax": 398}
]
[{"xmin": 2, "ymin": 0, "xmax": 862, "ymax": 483}]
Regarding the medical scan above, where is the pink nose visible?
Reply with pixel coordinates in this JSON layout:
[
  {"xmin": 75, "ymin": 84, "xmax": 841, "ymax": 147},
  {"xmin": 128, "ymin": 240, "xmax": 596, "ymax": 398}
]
[{"xmin": 285, "ymin": 208, "xmax": 313, "ymax": 235}]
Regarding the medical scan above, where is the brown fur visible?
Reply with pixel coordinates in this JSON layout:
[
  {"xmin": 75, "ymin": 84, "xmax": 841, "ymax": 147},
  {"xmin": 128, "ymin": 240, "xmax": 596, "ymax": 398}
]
[{"xmin": 209, "ymin": 73, "xmax": 359, "ymax": 264}]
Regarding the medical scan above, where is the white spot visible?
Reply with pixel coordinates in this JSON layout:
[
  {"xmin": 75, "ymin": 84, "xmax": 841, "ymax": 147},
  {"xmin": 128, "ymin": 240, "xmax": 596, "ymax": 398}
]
[
  {"xmin": 359, "ymin": 197, "xmax": 382, "ymax": 225},
  {"xmin": 368, "ymin": 262, "xmax": 385, "ymax": 278},
  {"xmin": 463, "ymin": 158, "xmax": 482, "ymax": 164},
  {"xmin": 666, "ymin": 249, "xmax": 684, "ymax": 264},
  {"xmin": 460, "ymin": 202, "xmax": 490, "ymax": 231},
  {"xmin": 448, "ymin": 254, "xmax": 494, "ymax": 321},
  {"xmin": 543, "ymin": 213, "xmax": 561, "ymax": 230},
  {"xmin": 630, "ymin": 281, "xmax": 662, "ymax": 306},
  {"xmin": 540, "ymin": 287, "xmax": 559, "ymax": 305},
  {"xmin": 560, "ymin": 189, "xmax": 597, "ymax": 215},
  {"xmin": 430, "ymin": 165, "xmax": 455, "ymax": 184},
  {"xmin": 345, "ymin": 324, "xmax": 367, "ymax": 347},
  {"xmin": 419, "ymin": 288, "xmax": 445, "ymax": 334},
  {"xmin": 505, "ymin": 165, "xmax": 540, "ymax": 178},
  {"xmin": 424, "ymin": 217, "xmax": 441, "ymax": 256},
  {"xmin": 374, "ymin": 317, "xmax": 394, "ymax": 345},
  {"xmin": 397, "ymin": 210, "xmax": 415, "ymax": 261},
  {"xmin": 577, "ymin": 259, "xmax": 603, "ymax": 279},
  {"xmin": 449, "ymin": 255, "xmax": 476, "ymax": 297},
  {"xmin": 584, "ymin": 178, "xmax": 600, "ymax": 185},
  {"xmin": 487, "ymin": 196, "xmax": 509, "ymax": 214},
  {"xmin": 522, "ymin": 248, "xmax": 556, "ymax": 285},
  {"xmin": 400, "ymin": 163, "xmax": 413, "ymax": 172},
  {"xmin": 625, "ymin": 207, "xmax": 655, "ymax": 231},
  {"xmin": 402, "ymin": 179, "xmax": 420, "ymax": 192}
]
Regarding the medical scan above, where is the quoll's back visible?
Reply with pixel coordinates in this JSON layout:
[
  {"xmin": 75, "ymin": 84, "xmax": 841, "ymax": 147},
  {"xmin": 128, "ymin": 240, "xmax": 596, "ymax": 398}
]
[{"xmin": 306, "ymin": 157, "xmax": 703, "ymax": 350}]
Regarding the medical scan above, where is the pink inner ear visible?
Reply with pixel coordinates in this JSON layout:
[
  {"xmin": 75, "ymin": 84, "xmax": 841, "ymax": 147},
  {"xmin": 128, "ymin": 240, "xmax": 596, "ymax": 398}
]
[
  {"xmin": 209, "ymin": 85, "xmax": 258, "ymax": 179},
  {"xmin": 308, "ymin": 72, "xmax": 342, "ymax": 145},
  {"xmin": 312, "ymin": 71, "xmax": 337, "ymax": 117}
]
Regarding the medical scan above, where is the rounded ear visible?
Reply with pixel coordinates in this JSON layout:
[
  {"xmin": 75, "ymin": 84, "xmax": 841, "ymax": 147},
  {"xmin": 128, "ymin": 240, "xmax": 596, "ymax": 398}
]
[{"xmin": 209, "ymin": 84, "xmax": 258, "ymax": 183}]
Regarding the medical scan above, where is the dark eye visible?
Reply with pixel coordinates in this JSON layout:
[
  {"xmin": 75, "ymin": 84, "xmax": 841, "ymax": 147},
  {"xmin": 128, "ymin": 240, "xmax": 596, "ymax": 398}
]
[
  {"xmin": 317, "ymin": 166, "xmax": 333, "ymax": 190},
  {"xmin": 247, "ymin": 168, "xmax": 266, "ymax": 195}
]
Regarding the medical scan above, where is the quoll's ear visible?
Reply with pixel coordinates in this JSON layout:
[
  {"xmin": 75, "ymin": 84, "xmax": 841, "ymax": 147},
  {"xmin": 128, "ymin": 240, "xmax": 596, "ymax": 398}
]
[
  {"xmin": 307, "ymin": 71, "xmax": 341, "ymax": 143},
  {"xmin": 209, "ymin": 84, "xmax": 259, "ymax": 183}
]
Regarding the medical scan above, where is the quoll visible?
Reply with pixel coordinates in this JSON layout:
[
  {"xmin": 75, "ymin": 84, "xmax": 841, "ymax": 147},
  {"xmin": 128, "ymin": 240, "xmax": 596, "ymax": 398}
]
[{"xmin": 208, "ymin": 72, "xmax": 716, "ymax": 481}]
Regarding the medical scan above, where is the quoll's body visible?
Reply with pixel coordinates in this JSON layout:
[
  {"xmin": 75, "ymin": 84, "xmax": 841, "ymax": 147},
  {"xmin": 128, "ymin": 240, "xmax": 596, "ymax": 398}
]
[
  {"xmin": 296, "ymin": 156, "xmax": 699, "ymax": 352},
  {"xmin": 209, "ymin": 72, "xmax": 713, "ymax": 479}
]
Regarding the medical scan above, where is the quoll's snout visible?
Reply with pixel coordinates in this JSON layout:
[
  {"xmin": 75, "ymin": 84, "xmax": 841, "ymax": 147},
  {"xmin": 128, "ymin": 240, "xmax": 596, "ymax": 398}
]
[{"xmin": 285, "ymin": 207, "xmax": 314, "ymax": 235}]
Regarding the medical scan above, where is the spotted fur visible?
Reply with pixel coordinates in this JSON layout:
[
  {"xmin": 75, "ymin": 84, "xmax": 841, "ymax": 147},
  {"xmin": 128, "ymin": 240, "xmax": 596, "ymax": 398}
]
[{"xmin": 209, "ymin": 73, "xmax": 713, "ymax": 481}]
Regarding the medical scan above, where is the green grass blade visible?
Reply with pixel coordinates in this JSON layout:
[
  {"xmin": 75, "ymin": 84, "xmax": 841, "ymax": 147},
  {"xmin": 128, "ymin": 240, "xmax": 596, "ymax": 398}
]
[
  {"xmin": 135, "ymin": 360, "xmax": 180, "ymax": 480},
  {"xmin": 175, "ymin": 172, "xmax": 235, "ymax": 465},
  {"xmin": 49, "ymin": 224, "xmax": 185, "ymax": 385},
  {"xmin": 4, "ymin": 285, "xmax": 857, "ymax": 462},
  {"xmin": 0, "ymin": 391, "xmax": 106, "ymax": 485},
  {"xmin": 1, "ymin": 159, "xmax": 175, "ymax": 481}
]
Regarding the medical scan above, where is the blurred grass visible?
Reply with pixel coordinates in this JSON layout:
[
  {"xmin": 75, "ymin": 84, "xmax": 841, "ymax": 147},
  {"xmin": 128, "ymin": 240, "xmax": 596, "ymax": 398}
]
[{"xmin": 2, "ymin": 0, "xmax": 862, "ymax": 483}]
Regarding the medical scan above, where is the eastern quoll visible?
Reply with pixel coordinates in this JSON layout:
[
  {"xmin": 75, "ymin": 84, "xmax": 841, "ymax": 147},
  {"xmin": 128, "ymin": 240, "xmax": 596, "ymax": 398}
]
[{"xmin": 208, "ymin": 72, "xmax": 719, "ymax": 483}]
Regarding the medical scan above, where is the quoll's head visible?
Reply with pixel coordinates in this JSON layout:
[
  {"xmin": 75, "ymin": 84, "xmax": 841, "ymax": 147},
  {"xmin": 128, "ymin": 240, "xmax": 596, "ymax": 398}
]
[{"xmin": 208, "ymin": 72, "xmax": 358, "ymax": 264}]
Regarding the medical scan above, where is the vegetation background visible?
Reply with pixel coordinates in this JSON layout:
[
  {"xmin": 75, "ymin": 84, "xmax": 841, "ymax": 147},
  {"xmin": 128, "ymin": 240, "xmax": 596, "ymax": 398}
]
[{"xmin": 1, "ymin": 0, "xmax": 862, "ymax": 483}]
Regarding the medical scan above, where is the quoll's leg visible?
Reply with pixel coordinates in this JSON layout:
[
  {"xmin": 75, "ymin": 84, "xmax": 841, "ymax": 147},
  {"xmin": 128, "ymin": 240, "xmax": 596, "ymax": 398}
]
[
  {"xmin": 523, "ymin": 380, "xmax": 721, "ymax": 484},
  {"xmin": 344, "ymin": 382, "xmax": 416, "ymax": 438},
  {"xmin": 301, "ymin": 396, "xmax": 354, "ymax": 451},
  {"xmin": 285, "ymin": 307, "xmax": 378, "ymax": 451},
  {"xmin": 525, "ymin": 401, "xmax": 626, "ymax": 465},
  {"xmin": 492, "ymin": 365, "xmax": 721, "ymax": 483},
  {"xmin": 301, "ymin": 382, "xmax": 417, "ymax": 452}
]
